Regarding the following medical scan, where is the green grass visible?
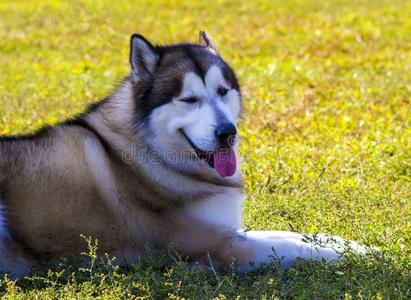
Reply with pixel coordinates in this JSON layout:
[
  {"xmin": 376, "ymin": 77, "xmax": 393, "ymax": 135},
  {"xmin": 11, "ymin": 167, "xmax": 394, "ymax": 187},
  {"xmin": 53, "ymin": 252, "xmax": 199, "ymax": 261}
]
[{"xmin": 1, "ymin": 0, "xmax": 410, "ymax": 298}]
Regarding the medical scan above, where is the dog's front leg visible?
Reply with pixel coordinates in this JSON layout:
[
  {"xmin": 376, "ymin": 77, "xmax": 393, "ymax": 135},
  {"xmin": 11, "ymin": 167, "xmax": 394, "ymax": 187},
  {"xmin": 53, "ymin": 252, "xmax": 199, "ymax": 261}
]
[
  {"xmin": 232, "ymin": 230, "xmax": 367, "ymax": 271},
  {"xmin": 151, "ymin": 217, "xmax": 349, "ymax": 270}
]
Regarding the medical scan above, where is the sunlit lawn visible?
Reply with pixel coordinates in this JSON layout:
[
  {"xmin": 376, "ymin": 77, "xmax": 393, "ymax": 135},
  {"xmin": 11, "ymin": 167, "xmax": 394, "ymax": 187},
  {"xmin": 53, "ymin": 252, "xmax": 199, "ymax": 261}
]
[{"xmin": 0, "ymin": 0, "xmax": 410, "ymax": 298}]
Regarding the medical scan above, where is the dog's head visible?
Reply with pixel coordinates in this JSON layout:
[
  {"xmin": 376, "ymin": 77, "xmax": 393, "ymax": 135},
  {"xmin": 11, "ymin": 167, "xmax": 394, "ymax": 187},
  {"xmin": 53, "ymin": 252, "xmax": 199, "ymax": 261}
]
[{"xmin": 130, "ymin": 32, "xmax": 242, "ymax": 178}]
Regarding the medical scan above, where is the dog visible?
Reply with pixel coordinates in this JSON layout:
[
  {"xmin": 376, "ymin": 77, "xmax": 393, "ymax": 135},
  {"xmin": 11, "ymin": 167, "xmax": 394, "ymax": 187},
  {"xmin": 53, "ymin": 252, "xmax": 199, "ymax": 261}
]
[{"xmin": 0, "ymin": 32, "xmax": 365, "ymax": 278}]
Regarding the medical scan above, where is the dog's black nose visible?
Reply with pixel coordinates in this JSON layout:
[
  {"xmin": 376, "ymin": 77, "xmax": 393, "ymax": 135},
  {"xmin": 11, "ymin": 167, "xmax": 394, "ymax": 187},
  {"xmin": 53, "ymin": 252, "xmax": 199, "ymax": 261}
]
[{"xmin": 215, "ymin": 123, "xmax": 237, "ymax": 148}]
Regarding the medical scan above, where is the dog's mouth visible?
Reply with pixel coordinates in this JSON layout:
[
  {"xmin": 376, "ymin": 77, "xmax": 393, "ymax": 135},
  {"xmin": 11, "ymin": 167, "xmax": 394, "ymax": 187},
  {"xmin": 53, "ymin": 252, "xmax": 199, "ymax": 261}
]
[{"xmin": 179, "ymin": 129, "xmax": 236, "ymax": 177}]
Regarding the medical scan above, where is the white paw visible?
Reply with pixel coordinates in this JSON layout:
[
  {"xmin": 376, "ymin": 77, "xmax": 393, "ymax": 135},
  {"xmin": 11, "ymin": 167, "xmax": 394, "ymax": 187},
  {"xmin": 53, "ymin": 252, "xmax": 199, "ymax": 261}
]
[{"xmin": 239, "ymin": 230, "xmax": 367, "ymax": 271}]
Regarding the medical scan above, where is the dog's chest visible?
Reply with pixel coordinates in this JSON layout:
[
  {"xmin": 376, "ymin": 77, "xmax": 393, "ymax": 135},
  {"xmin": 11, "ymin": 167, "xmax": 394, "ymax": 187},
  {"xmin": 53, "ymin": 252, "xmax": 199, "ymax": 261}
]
[{"xmin": 183, "ymin": 188, "xmax": 244, "ymax": 229}]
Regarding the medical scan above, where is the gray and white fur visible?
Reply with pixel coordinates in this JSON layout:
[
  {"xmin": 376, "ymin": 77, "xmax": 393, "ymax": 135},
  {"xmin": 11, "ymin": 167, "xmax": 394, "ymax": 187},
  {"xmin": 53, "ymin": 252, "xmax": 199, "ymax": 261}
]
[{"xmin": 0, "ymin": 32, "xmax": 366, "ymax": 278}]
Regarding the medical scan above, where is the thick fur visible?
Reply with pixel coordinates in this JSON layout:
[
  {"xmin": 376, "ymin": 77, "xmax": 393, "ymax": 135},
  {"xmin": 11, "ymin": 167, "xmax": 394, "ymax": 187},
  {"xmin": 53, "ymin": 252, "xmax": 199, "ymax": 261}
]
[{"xmin": 0, "ymin": 33, "xmax": 364, "ymax": 278}]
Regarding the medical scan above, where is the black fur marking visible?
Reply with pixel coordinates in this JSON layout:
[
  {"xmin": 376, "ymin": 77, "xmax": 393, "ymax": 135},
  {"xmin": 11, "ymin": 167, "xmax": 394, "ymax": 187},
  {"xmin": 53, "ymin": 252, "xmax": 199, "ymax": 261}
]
[
  {"xmin": 130, "ymin": 43, "xmax": 240, "ymax": 121},
  {"xmin": 182, "ymin": 46, "xmax": 207, "ymax": 83}
]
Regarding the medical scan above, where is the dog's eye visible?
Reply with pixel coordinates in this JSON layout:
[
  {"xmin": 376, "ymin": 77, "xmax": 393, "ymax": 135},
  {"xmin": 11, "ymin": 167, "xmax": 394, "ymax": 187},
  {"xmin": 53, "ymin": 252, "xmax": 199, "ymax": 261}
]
[
  {"xmin": 180, "ymin": 97, "xmax": 198, "ymax": 104},
  {"xmin": 217, "ymin": 87, "xmax": 229, "ymax": 97}
]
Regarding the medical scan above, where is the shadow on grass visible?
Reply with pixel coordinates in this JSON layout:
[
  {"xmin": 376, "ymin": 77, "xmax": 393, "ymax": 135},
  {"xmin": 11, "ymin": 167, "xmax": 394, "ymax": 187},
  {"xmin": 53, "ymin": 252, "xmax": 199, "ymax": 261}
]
[{"xmin": 1, "ymin": 237, "xmax": 410, "ymax": 299}]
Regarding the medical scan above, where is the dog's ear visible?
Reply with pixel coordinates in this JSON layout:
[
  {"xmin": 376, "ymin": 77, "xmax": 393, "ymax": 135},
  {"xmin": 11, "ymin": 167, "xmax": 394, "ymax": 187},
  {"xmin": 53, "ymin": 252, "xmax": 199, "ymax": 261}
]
[
  {"xmin": 130, "ymin": 34, "xmax": 160, "ymax": 82},
  {"xmin": 199, "ymin": 31, "xmax": 218, "ymax": 54}
]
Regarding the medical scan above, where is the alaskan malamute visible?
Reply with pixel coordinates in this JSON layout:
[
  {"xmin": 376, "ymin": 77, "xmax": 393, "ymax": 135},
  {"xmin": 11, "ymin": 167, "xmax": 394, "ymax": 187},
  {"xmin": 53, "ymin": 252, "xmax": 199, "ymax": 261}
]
[{"xmin": 0, "ymin": 32, "xmax": 364, "ymax": 278}]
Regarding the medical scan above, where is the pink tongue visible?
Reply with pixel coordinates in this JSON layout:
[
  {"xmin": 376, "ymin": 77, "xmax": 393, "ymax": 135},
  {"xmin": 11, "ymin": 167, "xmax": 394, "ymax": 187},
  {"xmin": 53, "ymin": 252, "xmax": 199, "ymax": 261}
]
[{"xmin": 213, "ymin": 148, "xmax": 236, "ymax": 177}]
